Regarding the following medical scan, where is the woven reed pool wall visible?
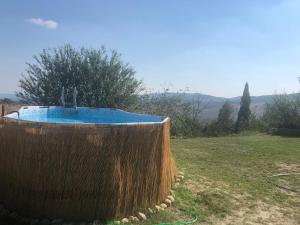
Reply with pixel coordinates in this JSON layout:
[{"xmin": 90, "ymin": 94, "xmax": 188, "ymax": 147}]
[{"xmin": 0, "ymin": 107, "xmax": 176, "ymax": 221}]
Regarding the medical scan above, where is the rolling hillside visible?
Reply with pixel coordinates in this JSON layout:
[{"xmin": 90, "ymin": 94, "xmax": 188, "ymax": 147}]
[
  {"xmin": 145, "ymin": 92, "xmax": 298, "ymax": 121},
  {"xmin": 1, "ymin": 92, "xmax": 298, "ymax": 121}
]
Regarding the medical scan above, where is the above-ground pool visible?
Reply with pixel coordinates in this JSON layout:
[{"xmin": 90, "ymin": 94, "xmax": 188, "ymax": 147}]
[
  {"xmin": 5, "ymin": 106, "xmax": 166, "ymax": 124},
  {"xmin": 0, "ymin": 106, "xmax": 176, "ymax": 222}
]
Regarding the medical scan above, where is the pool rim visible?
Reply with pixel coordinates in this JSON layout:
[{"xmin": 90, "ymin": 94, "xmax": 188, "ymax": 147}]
[{"xmin": 2, "ymin": 106, "xmax": 169, "ymax": 126}]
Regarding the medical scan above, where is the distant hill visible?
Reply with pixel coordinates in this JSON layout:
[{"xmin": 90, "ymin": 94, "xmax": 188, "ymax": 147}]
[
  {"xmin": 145, "ymin": 92, "xmax": 289, "ymax": 104},
  {"xmin": 197, "ymin": 94, "xmax": 278, "ymax": 121},
  {"xmin": 0, "ymin": 93, "xmax": 19, "ymax": 101},
  {"xmin": 1, "ymin": 92, "xmax": 298, "ymax": 121},
  {"xmin": 145, "ymin": 92, "xmax": 298, "ymax": 121}
]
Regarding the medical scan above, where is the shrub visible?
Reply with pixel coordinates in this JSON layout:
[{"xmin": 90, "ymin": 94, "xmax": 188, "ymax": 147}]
[
  {"xmin": 263, "ymin": 94, "xmax": 300, "ymax": 129},
  {"xmin": 132, "ymin": 90, "xmax": 204, "ymax": 137}
]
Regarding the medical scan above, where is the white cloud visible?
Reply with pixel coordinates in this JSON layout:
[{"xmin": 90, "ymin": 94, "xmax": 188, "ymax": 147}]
[{"xmin": 26, "ymin": 18, "xmax": 58, "ymax": 29}]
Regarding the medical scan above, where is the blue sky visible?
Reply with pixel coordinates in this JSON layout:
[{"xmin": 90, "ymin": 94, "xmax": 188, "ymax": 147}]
[{"xmin": 0, "ymin": 0, "xmax": 300, "ymax": 97}]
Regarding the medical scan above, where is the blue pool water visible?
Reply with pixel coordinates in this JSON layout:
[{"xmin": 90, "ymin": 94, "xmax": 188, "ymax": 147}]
[{"xmin": 5, "ymin": 106, "xmax": 165, "ymax": 125}]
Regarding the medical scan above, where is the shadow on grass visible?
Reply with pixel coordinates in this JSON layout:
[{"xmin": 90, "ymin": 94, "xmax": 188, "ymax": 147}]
[{"xmin": 270, "ymin": 128, "xmax": 300, "ymax": 138}]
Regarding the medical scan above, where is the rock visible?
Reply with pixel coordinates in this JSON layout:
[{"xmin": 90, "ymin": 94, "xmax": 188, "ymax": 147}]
[
  {"xmin": 175, "ymin": 178, "xmax": 181, "ymax": 182},
  {"xmin": 40, "ymin": 219, "xmax": 51, "ymax": 225},
  {"xmin": 131, "ymin": 216, "xmax": 139, "ymax": 222},
  {"xmin": 147, "ymin": 208, "xmax": 154, "ymax": 214},
  {"xmin": 178, "ymin": 171, "xmax": 184, "ymax": 176},
  {"xmin": 30, "ymin": 219, "xmax": 39, "ymax": 225},
  {"xmin": 121, "ymin": 218, "xmax": 129, "ymax": 223},
  {"xmin": 165, "ymin": 199, "xmax": 172, "ymax": 206},
  {"xmin": 167, "ymin": 195, "xmax": 175, "ymax": 202},
  {"xmin": 3, "ymin": 209, "xmax": 10, "ymax": 216},
  {"xmin": 160, "ymin": 203, "xmax": 168, "ymax": 208},
  {"xmin": 113, "ymin": 221, "xmax": 121, "ymax": 224},
  {"xmin": 80, "ymin": 222, "xmax": 88, "ymax": 225},
  {"xmin": 155, "ymin": 205, "xmax": 163, "ymax": 211},
  {"xmin": 177, "ymin": 175, "xmax": 184, "ymax": 180},
  {"xmin": 51, "ymin": 219, "xmax": 64, "ymax": 224},
  {"xmin": 20, "ymin": 217, "xmax": 30, "ymax": 224},
  {"xmin": 0, "ymin": 206, "xmax": 6, "ymax": 216},
  {"xmin": 9, "ymin": 211, "xmax": 20, "ymax": 220},
  {"xmin": 137, "ymin": 212, "xmax": 147, "ymax": 220}
]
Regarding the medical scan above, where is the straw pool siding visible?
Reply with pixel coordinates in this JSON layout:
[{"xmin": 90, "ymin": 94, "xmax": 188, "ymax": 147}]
[
  {"xmin": 0, "ymin": 118, "xmax": 176, "ymax": 221},
  {"xmin": 0, "ymin": 104, "xmax": 22, "ymax": 116}
]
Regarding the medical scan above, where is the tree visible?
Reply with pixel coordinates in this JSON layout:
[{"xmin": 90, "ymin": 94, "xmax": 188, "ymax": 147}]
[
  {"xmin": 263, "ymin": 94, "xmax": 300, "ymax": 129},
  {"xmin": 217, "ymin": 101, "xmax": 234, "ymax": 133},
  {"xmin": 133, "ymin": 89, "xmax": 204, "ymax": 137},
  {"xmin": 236, "ymin": 82, "xmax": 251, "ymax": 131},
  {"xmin": 0, "ymin": 98, "xmax": 15, "ymax": 104},
  {"xmin": 17, "ymin": 45, "xmax": 142, "ymax": 108}
]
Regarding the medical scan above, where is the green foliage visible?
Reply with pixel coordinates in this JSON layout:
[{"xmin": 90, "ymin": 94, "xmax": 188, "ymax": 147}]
[
  {"xmin": 133, "ymin": 90, "xmax": 204, "ymax": 137},
  {"xmin": 202, "ymin": 102, "xmax": 234, "ymax": 136},
  {"xmin": 236, "ymin": 82, "xmax": 251, "ymax": 132},
  {"xmin": 271, "ymin": 128, "xmax": 300, "ymax": 137},
  {"xmin": 17, "ymin": 44, "xmax": 142, "ymax": 108},
  {"xmin": 202, "ymin": 121, "xmax": 221, "ymax": 136},
  {"xmin": 216, "ymin": 101, "xmax": 235, "ymax": 133},
  {"xmin": 263, "ymin": 94, "xmax": 300, "ymax": 130},
  {"xmin": 248, "ymin": 114, "xmax": 267, "ymax": 132}
]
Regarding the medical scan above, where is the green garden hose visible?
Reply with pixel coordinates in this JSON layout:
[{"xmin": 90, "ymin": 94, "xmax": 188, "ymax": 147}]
[{"xmin": 265, "ymin": 173, "xmax": 300, "ymax": 193}]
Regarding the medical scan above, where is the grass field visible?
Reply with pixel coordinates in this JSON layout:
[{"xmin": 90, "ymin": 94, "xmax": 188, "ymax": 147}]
[
  {"xmin": 1, "ymin": 133, "xmax": 299, "ymax": 224},
  {"xmin": 141, "ymin": 133, "xmax": 300, "ymax": 225}
]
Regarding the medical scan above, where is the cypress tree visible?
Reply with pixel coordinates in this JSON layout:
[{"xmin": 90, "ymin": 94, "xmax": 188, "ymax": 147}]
[{"xmin": 236, "ymin": 82, "xmax": 251, "ymax": 131}]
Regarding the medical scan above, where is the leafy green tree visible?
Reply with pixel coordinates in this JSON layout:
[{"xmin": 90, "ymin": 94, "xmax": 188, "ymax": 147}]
[
  {"xmin": 133, "ymin": 90, "xmax": 204, "ymax": 137},
  {"xmin": 263, "ymin": 94, "xmax": 300, "ymax": 129},
  {"xmin": 202, "ymin": 101, "xmax": 234, "ymax": 137},
  {"xmin": 17, "ymin": 45, "xmax": 142, "ymax": 108},
  {"xmin": 217, "ymin": 101, "xmax": 234, "ymax": 134},
  {"xmin": 236, "ymin": 82, "xmax": 251, "ymax": 131}
]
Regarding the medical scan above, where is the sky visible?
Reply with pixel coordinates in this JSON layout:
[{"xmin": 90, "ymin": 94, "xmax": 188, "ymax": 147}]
[{"xmin": 0, "ymin": 0, "xmax": 300, "ymax": 97}]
